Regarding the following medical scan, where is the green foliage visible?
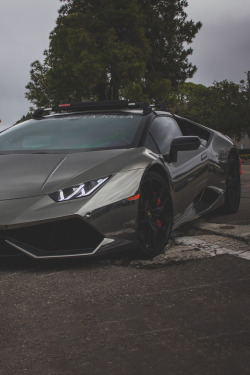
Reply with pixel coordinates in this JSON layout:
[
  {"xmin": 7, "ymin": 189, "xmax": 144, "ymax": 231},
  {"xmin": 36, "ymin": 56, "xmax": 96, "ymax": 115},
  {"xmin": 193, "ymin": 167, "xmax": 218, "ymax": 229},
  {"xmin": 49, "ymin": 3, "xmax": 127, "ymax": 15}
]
[
  {"xmin": 175, "ymin": 82, "xmax": 210, "ymax": 122},
  {"xmin": 25, "ymin": 61, "xmax": 51, "ymax": 107},
  {"xmin": 25, "ymin": 0, "xmax": 201, "ymax": 105},
  {"xmin": 14, "ymin": 110, "xmax": 34, "ymax": 125},
  {"xmin": 240, "ymin": 154, "xmax": 250, "ymax": 160},
  {"xmin": 175, "ymin": 80, "xmax": 250, "ymax": 140},
  {"xmin": 138, "ymin": 0, "xmax": 201, "ymax": 89},
  {"xmin": 238, "ymin": 149, "xmax": 250, "ymax": 155}
]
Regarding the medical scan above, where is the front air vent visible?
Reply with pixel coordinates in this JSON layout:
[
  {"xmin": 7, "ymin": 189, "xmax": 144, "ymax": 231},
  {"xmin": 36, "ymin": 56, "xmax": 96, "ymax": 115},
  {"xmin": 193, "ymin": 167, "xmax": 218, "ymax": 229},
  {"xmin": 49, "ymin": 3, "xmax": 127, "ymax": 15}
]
[{"xmin": 0, "ymin": 218, "xmax": 103, "ymax": 254}]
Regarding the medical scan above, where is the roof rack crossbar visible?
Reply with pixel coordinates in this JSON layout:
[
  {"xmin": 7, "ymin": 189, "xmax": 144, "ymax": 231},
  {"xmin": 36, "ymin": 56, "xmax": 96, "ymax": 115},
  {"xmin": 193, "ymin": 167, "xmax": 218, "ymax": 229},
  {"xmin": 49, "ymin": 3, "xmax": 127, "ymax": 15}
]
[
  {"xmin": 33, "ymin": 108, "xmax": 45, "ymax": 119},
  {"xmin": 154, "ymin": 103, "xmax": 169, "ymax": 112},
  {"xmin": 32, "ymin": 100, "xmax": 153, "ymax": 118}
]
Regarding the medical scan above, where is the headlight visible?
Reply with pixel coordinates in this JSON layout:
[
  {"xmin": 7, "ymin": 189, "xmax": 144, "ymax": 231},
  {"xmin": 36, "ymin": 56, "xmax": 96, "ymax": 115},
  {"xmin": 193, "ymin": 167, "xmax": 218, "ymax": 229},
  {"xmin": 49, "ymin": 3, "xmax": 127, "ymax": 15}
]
[{"xmin": 50, "ymin": 177, "xmax": 109, "ymax": 202}]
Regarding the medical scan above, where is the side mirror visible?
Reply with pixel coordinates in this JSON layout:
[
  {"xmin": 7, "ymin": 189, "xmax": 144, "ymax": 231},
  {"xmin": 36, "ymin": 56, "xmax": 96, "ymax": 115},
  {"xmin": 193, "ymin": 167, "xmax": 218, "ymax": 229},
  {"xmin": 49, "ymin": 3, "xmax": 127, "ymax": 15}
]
[
  {"xmin": 166, "ymin": 136, "xmax": 201, "ymax": 162},
  {"xmin": 171, "ymin": 136, "xmax": 201, "ymax": 151}
]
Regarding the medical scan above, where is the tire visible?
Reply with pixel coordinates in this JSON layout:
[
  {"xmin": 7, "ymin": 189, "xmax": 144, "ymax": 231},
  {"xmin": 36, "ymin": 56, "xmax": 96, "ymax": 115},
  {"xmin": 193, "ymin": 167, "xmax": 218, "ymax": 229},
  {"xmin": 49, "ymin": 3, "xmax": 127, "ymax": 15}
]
[
  {"xmin": 137, "ymin": 171, "xmax": 173, "ymax": 258},
  {"xmin": 223, "ymin": 153, "xmax": 241, "ymax": 214}
]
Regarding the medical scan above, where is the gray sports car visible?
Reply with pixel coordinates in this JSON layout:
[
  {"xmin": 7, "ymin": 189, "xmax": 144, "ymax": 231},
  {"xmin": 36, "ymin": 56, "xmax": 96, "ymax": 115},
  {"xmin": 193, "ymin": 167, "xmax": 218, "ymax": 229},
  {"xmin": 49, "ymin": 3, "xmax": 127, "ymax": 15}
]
[{"xmin": 0, "ymin": 101, "xmax": 241, "ymax": 258}]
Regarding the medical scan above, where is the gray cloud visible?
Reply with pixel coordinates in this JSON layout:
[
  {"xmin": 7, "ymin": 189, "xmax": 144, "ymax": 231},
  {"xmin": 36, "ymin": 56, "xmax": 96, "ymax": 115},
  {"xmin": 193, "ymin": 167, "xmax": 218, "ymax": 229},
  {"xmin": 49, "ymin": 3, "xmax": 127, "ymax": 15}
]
[
  {"xmin": 0, "ymin": 0, "xmax": 60, "ymax": 128},
  {"xmin": 0, "ymin": 0, "xmax": 249, "ymax": 128},
  {"xmin": 187, "ymin": 0, "xmax": 250, "ymax": 85}
]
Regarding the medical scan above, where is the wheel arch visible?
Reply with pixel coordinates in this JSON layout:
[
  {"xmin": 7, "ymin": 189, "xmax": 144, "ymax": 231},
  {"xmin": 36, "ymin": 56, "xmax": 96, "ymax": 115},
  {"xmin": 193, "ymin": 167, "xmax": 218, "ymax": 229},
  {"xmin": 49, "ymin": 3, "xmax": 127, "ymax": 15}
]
[
  {"xmin": 144, "ymin": 162, "xmax": 171, "ymax": 187},
  {"xmin": 141, "ymin": 162, "xmax": 174, "ymax": 213},
  {"xmin": 228, "ymin": 146, "xmax": 239, "ymax": 159}
]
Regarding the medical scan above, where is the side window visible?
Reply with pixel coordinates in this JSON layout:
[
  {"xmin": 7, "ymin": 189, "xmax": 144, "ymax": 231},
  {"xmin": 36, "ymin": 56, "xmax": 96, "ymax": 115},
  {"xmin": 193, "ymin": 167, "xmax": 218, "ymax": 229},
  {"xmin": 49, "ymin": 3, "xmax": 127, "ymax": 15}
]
[
  {"xmin": 144, "ymin": 133, "xmax": 159, "ymax": 153},
  {"xmin": 175, "ymin": 117, "xmax": 210, "ymax": 143},
  {"xmin": 149, "ymin": 117, "xmax": 182, "ymax": 155}
]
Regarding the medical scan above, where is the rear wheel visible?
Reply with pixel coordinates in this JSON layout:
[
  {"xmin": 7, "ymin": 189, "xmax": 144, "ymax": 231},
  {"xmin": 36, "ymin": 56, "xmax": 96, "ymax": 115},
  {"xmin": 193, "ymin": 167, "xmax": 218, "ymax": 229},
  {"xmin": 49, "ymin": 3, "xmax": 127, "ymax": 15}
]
[
  {"xmin": 224, "ymin": 153, "xmax": 241, "ymax": 213},
  {"xmin": 137, "ymin": 172, "xmax": 173, "ymax": 258}
]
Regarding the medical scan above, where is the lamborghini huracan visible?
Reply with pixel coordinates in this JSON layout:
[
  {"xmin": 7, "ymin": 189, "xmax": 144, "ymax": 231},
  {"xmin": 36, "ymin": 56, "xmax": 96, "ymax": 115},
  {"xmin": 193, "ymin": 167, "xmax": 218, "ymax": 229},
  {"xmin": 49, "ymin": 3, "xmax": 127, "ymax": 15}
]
[{"xmin": 0, "ymin": 101, "xmax": 241, "ymax": 258}]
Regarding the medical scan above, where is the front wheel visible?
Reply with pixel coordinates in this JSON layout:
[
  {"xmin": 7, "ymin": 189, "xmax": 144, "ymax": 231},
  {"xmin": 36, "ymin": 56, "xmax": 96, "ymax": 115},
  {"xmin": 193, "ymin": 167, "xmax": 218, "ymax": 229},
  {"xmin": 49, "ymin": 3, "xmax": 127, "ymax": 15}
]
[{"xmin": 137, "ymin": 171, "xmax": 173, "ymax": 258}]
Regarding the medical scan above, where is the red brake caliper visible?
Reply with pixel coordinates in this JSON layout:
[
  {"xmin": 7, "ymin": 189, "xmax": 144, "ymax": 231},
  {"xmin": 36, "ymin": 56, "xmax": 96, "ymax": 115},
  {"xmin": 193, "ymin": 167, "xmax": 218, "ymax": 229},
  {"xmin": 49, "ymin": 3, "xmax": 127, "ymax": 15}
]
[{"xmin": 153, "ymin": 191, "xmax": 162, "ymax": 228}]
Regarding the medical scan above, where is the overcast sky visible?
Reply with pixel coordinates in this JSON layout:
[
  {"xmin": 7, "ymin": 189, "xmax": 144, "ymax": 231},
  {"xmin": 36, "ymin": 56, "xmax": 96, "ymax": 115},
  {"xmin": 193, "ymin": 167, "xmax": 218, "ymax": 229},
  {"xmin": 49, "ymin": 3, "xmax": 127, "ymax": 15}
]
[{"xmin": 1, "ymin": 0, "xmax": 250, "ymax": 128}]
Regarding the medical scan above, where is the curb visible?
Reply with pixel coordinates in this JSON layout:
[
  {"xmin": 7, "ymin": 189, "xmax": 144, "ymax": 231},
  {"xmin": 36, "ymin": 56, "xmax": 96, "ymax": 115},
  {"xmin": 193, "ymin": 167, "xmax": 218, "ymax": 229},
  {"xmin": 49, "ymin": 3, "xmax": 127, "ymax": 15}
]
[{"xmin": 190, "ymin": 221, "xmax": 250, "ymax": 244}]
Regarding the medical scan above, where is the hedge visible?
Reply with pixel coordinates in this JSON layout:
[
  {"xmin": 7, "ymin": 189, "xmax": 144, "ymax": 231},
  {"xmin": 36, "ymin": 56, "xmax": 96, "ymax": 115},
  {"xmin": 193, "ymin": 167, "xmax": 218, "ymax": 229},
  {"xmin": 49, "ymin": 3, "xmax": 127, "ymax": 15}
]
[
  {"xmin": 240, "ymin": 154, "xmax": 250, "ymax": 160},
  {"xmin": 238, "ymin": 149, "xmax": 250, "ymax": 155}
]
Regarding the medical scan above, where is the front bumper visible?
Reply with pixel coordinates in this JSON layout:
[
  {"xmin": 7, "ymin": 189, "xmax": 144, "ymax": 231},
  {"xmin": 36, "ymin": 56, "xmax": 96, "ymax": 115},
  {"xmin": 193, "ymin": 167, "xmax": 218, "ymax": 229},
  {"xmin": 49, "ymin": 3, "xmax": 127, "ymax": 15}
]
[
  {"xmin": 0, "ymin": 211, "xmax": 136, "ymax": 259},
  {"xmin": 0, "ymin": 169, "xmax": 144, "ymax": 258}
]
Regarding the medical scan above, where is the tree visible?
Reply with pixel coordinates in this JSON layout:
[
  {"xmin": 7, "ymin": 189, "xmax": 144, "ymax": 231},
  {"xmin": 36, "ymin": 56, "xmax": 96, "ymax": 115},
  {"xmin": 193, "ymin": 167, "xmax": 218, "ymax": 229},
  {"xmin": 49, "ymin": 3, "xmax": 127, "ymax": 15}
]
[
  {"xmin": 25, "ymin": 61, "xmax": 50, "ymax": 107},
  {"xmin": 175, "ymin": 82, "xmax": 210, "ymax": 123},
  {"xmin": 25, "ymin": 0, "xmax": 201, "ymax": 106},
  {"xmin": 15, "ymin": 110, "xmax": 34, "ymax": 125},
  {"xmin": 175, "ymin": 80, "xmax": 250, "ymax": 140},
  {"xmin": 138, "ymin": 0, "xmax": 201, "ymax": 92}
]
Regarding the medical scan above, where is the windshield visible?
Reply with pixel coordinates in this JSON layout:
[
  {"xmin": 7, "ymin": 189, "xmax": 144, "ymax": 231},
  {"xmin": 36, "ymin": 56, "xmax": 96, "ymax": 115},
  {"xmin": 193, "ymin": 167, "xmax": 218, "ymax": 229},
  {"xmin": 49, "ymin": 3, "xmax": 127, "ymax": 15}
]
[{"xmin": 0, "ymin": 113, "xmax": 142, "ymax": 153}]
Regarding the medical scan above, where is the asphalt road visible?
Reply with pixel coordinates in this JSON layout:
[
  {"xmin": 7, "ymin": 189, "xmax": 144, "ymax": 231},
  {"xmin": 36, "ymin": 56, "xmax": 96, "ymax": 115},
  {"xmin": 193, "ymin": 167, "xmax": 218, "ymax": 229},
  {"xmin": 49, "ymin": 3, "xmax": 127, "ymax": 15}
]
[{"xmin": 0, "ymin": 165, "xmax": 250, "ymax": 375}]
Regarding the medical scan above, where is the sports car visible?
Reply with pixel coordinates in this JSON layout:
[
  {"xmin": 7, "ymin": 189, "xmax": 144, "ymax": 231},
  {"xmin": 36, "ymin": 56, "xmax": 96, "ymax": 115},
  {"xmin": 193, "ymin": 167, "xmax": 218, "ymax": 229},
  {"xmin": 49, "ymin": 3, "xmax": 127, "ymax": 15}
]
[{"xmin": 0, "ymin": 101, "xmax": 241, "ymax": 258}]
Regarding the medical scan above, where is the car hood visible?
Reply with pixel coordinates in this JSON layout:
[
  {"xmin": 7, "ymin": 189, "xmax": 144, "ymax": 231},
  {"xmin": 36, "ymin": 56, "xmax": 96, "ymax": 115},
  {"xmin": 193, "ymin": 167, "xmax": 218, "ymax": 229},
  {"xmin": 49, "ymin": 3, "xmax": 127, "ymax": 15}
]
[{"xmin": 0, "ymin": 149, "xmax": 147, "ymax": 200}]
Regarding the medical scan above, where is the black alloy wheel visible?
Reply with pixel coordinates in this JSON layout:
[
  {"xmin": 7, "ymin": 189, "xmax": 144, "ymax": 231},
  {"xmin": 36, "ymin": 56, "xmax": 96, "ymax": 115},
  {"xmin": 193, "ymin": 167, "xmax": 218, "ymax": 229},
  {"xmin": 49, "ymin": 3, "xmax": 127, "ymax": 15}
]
[
  {"xmin": 137, "ymin": 171, "xmax": 173, "ymax": 258},
  {"xmin": 224, "ymin": 153, "xmax": 241, "ymax": 214}
]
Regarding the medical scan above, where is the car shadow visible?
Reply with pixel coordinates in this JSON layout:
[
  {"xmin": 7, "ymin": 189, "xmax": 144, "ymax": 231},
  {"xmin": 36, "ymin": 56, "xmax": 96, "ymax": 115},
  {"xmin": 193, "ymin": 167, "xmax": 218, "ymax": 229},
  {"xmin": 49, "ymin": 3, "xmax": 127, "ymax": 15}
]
[{"xmin": 0, "ymin": 247, "xmax": 143, "ymax": 273}]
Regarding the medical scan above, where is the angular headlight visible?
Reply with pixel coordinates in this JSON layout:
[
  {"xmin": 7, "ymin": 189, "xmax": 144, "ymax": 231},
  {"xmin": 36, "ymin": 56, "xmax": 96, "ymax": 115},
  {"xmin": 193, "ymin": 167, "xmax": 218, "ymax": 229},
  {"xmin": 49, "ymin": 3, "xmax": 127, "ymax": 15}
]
[{"xmin": 50, "ymin": 177, "xmax": 109, "ymax": 202}]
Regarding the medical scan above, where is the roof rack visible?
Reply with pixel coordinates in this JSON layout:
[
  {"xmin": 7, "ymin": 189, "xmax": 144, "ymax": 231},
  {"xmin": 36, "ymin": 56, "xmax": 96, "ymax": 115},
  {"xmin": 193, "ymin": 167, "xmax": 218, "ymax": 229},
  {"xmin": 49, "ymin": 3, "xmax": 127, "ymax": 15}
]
[
  {"xmin": 154, "ymin": 103, "xmax": 170, "ymax": 112},
  {"xmin": 32, "ymin": 100, "xmax": 153, "ymax": 119}
]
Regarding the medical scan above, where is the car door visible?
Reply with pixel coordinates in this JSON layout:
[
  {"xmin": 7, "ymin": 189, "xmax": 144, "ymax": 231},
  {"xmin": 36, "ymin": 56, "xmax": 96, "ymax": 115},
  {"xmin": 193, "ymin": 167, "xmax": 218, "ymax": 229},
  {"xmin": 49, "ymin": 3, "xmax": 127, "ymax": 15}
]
[{"xmin": 145, "ymin": 115, "xmax": 209, "ymax": 225}]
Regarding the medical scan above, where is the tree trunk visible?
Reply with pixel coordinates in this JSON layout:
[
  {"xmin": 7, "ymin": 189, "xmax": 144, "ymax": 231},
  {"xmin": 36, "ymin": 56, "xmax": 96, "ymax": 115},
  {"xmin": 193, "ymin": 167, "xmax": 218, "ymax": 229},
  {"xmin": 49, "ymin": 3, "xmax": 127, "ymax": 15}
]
[{"xmin": 96, "ymin": 83, "xmax": 107, "ymax": 101}]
